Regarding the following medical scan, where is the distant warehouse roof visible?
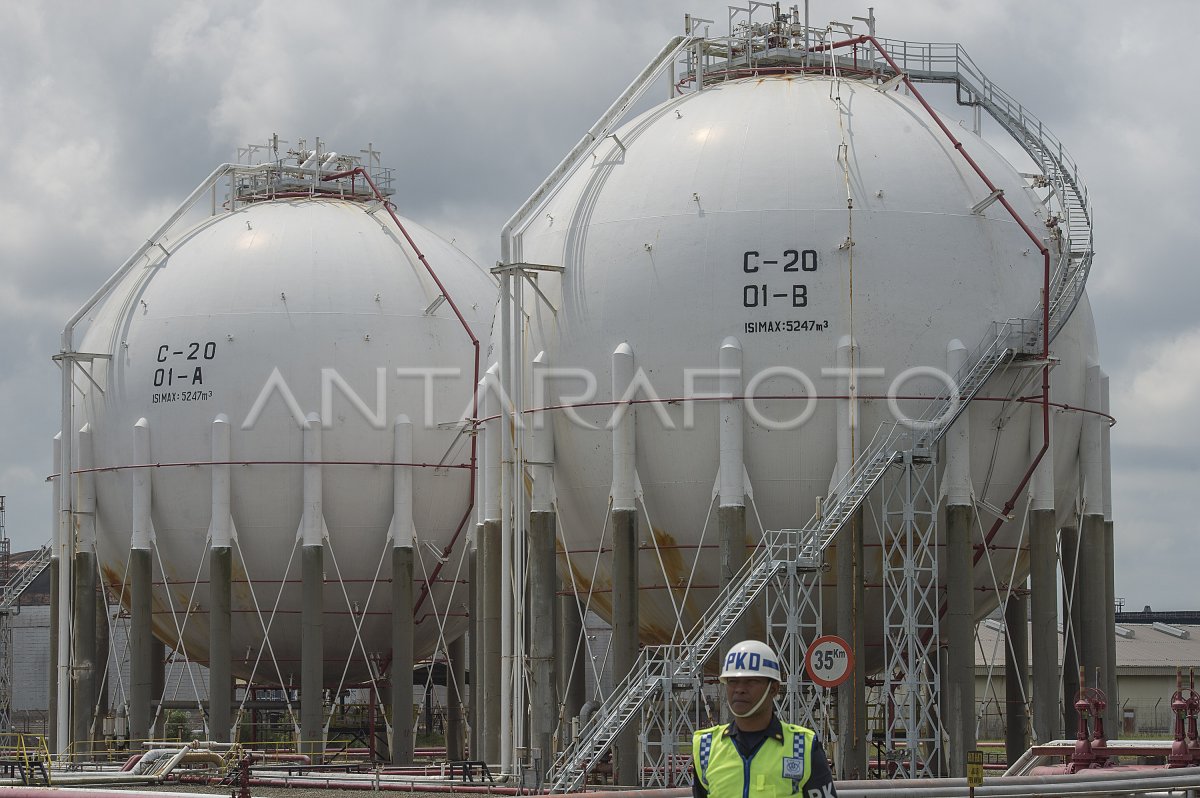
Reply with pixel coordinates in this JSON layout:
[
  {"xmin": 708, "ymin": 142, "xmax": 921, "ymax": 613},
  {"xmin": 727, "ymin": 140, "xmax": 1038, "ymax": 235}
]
[{"xmin": 975, "ymin": 620, "xmax": 1200, "ymax": 677}]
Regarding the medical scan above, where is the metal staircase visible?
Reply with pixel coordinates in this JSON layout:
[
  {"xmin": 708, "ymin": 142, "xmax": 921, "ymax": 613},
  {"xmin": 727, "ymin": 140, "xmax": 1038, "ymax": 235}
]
[
  {"xmin": 546, "ymin": 34, "xmax": 1095, "ymax": 794},
  {"xmin": 1, "ymin": 545, "xmax": 52, "ymax": 610}
]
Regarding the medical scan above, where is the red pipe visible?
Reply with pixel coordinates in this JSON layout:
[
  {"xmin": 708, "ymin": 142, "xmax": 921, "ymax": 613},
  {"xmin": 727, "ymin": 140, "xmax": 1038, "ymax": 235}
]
[
  {"xmin": 172, "ymin": 773, "xmax": 535, "ymax": 794},
  {"xmin": 119, "ymin": 753, "xmax": 143, "ymax": 771}
]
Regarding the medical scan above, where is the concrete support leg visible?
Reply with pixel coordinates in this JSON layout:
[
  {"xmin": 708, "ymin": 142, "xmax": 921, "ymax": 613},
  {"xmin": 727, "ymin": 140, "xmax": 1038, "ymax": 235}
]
[
  {"xmin": 558, "ymin": 591, "xmax": 586, "ymax": 741},
  {"xmin": 1060, "ymin": 525, "xmax": 1081, "ymax": 735},
  {"xmin": 209, "ymin": 546, "xmax": 232, "ymax": 742},
  {"xmin": 72, "ymin": 549, "xmax": 98, "ymax": 755},
  {"xmin": 611, "ymin": 508, "xmax": 639, "ymax": 786},
  {"xmin": 301, "ymin": 544, "xmax": 325, "ymax": 761},
  {"xmin": 129, "ymin": 547, "xmax": 153, "ymax": 744},
  {"xmin": 468, "ymin": 545, "xmax": 478, "ymax": 758},
  {"xmin": 1079, "ymin": 514, "xmax": 1108, "ymax": 703},
  {"xmin": 1104, "ymin": 519, "xmax": 1118, "ymax": 733},
  {"xmin": 529, "ymin": 510, "xmax": 558, "ymax": 776},
  {"xmin": 718, "ymin": 505, "xmax": 747, "ymax": 648},
  {"xmin": 482, "ymin": 519, "xmax": 502, "ymax": 764},
  {"xmin": 1029, "ymin": 509, "xmax": 1059, "ymax": 742},
  {"xmin": 48, "ymin": 557, "xmax": 60, "ymax": 752},
  {"xmin": 836, "ymin": 509, "xmax": 867, "ymax": 779},
  {"xmin": 1005, "ymin": 588, "xmax": 1030, "ymax": 763},
  {"xmin": 93, "ymin": 589, "xmax": 110, "ymax": 743},
  {"xmin": 447, "ymin": 635, "xmax": 467, "ymax": 761},
  {"xmin": 391, "ymin": 545, "xmax": 415, "ymax": 764},
  {"xmin": 944, "ymin": 503, "xmax": 976, "ymax": 777}
]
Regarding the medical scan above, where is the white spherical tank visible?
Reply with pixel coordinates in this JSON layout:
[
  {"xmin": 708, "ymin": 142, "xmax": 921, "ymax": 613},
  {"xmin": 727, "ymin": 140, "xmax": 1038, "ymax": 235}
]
[
  {"xmin": 77, "ymin": 193, "xmax": 493, "ymax": 684},
  {"xmin": 515, "ymin": 74, "xmax": 1097, "ymax": 663}
]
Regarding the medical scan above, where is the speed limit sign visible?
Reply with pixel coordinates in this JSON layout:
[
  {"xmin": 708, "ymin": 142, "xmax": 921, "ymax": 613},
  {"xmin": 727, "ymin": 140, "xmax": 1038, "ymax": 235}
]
[{"xmin": 805, "ymin": 635, "xmax": 855, "ymax": 688}]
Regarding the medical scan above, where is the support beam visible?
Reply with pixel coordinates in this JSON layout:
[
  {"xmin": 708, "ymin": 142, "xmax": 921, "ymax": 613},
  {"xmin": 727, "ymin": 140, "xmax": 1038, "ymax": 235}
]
[
  {"xmin": 1100, "ymin": 372, "xmax": 1118, "ymax": 733},
  {"xmin": 209, "ymin": 414, "xmax": 234, "ymax": 743},
  {"xmin": 130, "ymin": 418, "xmax": 154, "ymax": 745},
  {"xmin": 1005, "ymin": 587, "xmax": 1030, "ymax": 764},
  {"xmin": 1028, "ymin": 404, "xmax": 1058, "ymax": 743},
  {"xmin": 49, "ymin": 433, "xmax": 61, "ymax": 754},
  {"xmin": 390, "ymin": 416, "xmax": 416, "ymax": 765},
  {"xmin": 468, "ymin": 543, "xmax": 478, "ymax": 759},
  {"xmin": 73, "ymin": 424, "xmax": 99, "ymax": 756},
  {"xmin": 717, "ymin": 337, "xmax": 748, "ymax": 655},
  {"xmin": 1078, "ymin": 366, "xmax": 1108, "ymax": 710},
  {"xmin": 529, "ymin": 351, "xmax": 558, "ymax": 779},
  {"xmin": 833, "ymin": 335, "xmax": 866, "ymax": 779},
  {"xmin": 943, "ymin": 339, "xmax": 975, "ymax": 778},
  {"xmin": 611, "ymin": 343, "xmax": 639, "ymax": 786},
  {"xmin": 482, "ymin": 366, "xmax": 503, "ymax": 766},
  {"xmin": 558, "ymin": 591, "xmax": 586, "ymax": 743},
  {"xmin": 300, "ymin": 413, "xmax": 325, "ymax": 762}
]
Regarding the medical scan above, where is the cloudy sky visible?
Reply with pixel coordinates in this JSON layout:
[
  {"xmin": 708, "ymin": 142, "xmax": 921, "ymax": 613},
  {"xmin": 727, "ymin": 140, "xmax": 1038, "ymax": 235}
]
[{"xmin": 1, "ymin": 0, "xmax": 1196, "ymax": 611}]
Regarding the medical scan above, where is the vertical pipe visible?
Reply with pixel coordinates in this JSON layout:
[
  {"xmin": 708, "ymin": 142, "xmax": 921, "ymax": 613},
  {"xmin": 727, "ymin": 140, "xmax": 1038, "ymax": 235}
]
[
  {"xmin": 1028, "ymin": 408, "xmax": 1059, "ymax": 743},
  {"xmin": 943, "ymin": 339, "xmax": 975, "ymax": 777},
  {"xmin": 483, "ymin": 366, "xmax": 503, "ymax": 765},
  {"xmin": 529, "ymin": 352, "xmax": 558, "ymax": 777},
  {"xmin": 209, "ymin": 415, "xmax": 233, "ymax": 743},
  {"xmin": 390, "ymin": 416, "xmax": 415, "ymax": 765},
  {"xmin": 498, "ymin": 276, "xmax": 515, "ymax": 776},
  {"xmin": 611, "ymin": 343, "xmax": 639, "ymax": 786},
  {"xmin": 49, "ymin": 433, "xmax": 61, "ymax": 753},
  {"xmin": 73, "ymin": 424, "xmax": 99, "ymax": 755},
  {"xmin": 447, "ymin": 635, "xmax": 467, "ymax": 761},
  {"xmin": 1078, "ymin": 366, "xmax": 1107, "ymax": 711},
  {"xmin": 1100, "ymin": 372, "xmax": 1117, "ymax": 733},
  {"xmin": 471, "ymin": 374, "xmax": 486, "ymax": 760},
  {"xmin": 300, "ymin": 412, "xmax": 325, "ymax": 762},
  {"xmin": 833, "ymin": 336, "xmax": 866, "ymax": 778},
  {"xmin": 130, "ymin": 418, "xmax": 154, "ymax": 746},
  {"xmin": 717, "ymin": 338, "xmax": 748, "ymax": 659},
  {"xmin": 1005, "ymin": 586, "xmax": 1030, "ymax": 764}
]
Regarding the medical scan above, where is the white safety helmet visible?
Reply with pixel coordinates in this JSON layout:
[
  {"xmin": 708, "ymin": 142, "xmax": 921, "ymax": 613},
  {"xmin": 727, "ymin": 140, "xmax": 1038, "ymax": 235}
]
[{"xmin": 719, "ymin": 640, "xmax": 783, "ymax": 683}]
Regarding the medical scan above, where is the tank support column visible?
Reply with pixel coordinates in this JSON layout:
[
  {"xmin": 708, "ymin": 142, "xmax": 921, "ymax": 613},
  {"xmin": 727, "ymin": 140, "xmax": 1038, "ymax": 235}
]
[
  {"xmin": 834, "ymin": 336, "xmax": 866, "ymax": 778},
  {"xmin": 300, "ymin": 413, "xmax": 326, "ymax": 762},
  {"xmin": 611, "ymin": 343, "xmax": 639, "ymax": 786},
  {"xmin": 1005, "ymin": 584, "xmax": 1030, "ymax": 762},
  {"xmin": 468, "ymin": 542, "xmax": 478, "ymax": 758},
  {"xmin": 390, "ymin": 417, "xmax": 416, "ymax": 765},
  {"xmin": 718, "ymin": 338, "xmax": 748, "ymax": 662},
  {"xmin": 529, "ymin": 352, "xmax": 558, "ymax": 779},
  {"xmin": 558, "ymin": 590, "xmax": 586, "ymax": 743},
  {"xmin": 72, "ymin": 424, "xmax": 99, "ymax": 756},
  {"xmin": 209, "ymin": 415, "xmax": 234, "ymax": 742},
  {"xmin": 1060, "ymin": 523, "xmax": 1081, "ymax": 735},
  {"xmin": 1028, "ymin": 409, "xmax": 1059, "ymax": 743},
  {"xmin": 447, "ymin": 634, "xmax": 467, "ymax": 760},
  {"xmin": 479, "ymin": 368, "xmax": 503, "ymax": 765},
  {"xmin": 1078, "ymin": 366, "xmax": 1108, "ymax": 711},
  {"xmin": 130, "ymin": 418, "xmax": 155, "ymax": 746},
  {"xmin": 943, "ymin": 340, "xmax": 976, "ymax": 777}
]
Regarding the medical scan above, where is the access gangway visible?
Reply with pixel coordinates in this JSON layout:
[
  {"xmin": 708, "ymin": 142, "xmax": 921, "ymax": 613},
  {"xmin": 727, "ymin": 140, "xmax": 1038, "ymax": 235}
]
[
  {"xmin": 546, "ymin": 34, "xmax": 1093, "ymax": 793},
  {"xmin": 0, "ymin": 544, "xmax": 52, "ymax": 611}
]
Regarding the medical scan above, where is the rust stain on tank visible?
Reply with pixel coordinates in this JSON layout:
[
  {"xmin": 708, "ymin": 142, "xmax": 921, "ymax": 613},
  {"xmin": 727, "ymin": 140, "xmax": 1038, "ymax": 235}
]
[{"xmin": 649, "ymin": 525, "xmax": 702, "ymax": 621}]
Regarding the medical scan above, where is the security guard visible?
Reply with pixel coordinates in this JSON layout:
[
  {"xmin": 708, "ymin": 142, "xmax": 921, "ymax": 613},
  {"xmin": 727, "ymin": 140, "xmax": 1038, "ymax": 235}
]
[{"xmin": 692, "ymin": 640, "xmax": 837, "ymax": 798}]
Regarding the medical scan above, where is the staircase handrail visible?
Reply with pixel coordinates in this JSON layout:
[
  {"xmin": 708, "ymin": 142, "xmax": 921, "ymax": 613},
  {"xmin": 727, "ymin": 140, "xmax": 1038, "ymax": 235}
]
[{"xmin": 1, "ymin": 543, "xmax": 53, "ymax": 610}]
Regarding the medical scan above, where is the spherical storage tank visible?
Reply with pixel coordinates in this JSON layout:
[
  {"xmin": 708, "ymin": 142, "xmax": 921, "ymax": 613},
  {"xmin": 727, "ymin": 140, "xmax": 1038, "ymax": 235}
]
[
  {"xmin": 516, "ymin": 72, "xmax": 1098, "ymax": 667},
  {"xmin": 74, "ymin": 149, "xmax": 494, "ymax": 684}
]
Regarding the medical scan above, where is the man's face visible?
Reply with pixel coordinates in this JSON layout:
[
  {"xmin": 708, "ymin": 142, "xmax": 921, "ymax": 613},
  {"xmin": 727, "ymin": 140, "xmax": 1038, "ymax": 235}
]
[{"xmin": 725, "ymin": 676, "xmax": 776, "ymax": 717}]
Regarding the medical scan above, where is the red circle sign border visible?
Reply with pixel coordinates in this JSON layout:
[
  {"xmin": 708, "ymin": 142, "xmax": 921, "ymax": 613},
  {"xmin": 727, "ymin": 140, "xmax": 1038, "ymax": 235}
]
[{"xmin": 805, "ymin": 634, "xmax": 855, "ymax": 688}]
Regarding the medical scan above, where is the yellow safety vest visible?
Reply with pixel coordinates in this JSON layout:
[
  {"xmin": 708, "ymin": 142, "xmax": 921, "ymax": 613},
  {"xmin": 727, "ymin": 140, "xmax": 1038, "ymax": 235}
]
[{"xmin": 693, "ymin": 721, "xmax": 816, "ymax": 798}]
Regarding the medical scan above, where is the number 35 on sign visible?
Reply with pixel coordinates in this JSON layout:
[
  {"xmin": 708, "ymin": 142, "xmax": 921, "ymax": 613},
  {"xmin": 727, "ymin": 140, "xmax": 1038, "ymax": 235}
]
[{"xmin": 804, "ymin": 635, "xmax": 855, "ymax": 689}]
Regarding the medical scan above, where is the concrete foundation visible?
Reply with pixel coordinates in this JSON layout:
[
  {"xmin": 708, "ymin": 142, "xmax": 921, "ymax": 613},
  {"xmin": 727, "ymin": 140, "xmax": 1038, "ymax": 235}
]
[
  {"xmin": 48, "ymin": 557, "xmax": 59, "ymax": 753},
  {"xmin": 301, "ymin": 544, "xmax": 324, "ymax": 760},
  {"xmin": 209, "ymin": 546, "xmax": 232, "ymax": 742},
  {"xmin": 468, "ymin": 544, "xmax": 478, "ymax": 758},
  {"xmin": 944, "ymin": 502, "xmax": 976, "ymax": 777},
  {"xmin": 611, "ymin": 508, "xmax": 639, "ymax": 786},
  {"xmin": 1079, "ymin": 513, "xmax": 1108, "ymax": 703},
  {"xmin": 1029, "ymin": 508, "xmax": 1059, "ymax": 742},
  {"xmin": 718, "ymin": 504, "xmax": 747, "ymax": 648},
  {"xmin": 1005, "ymin": 588, "xmax": 1030, "ymax": 764},
  {"xmin": 391, "ymin": 545, "xmax": 415, "ymax": 764},
  {"xmin": 558, "ymin": 591, "xmax": 586, "ymax": 741},
  {"xmin": 72, "ymin": 549, "xmax": 97, "ymax": 755}
]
